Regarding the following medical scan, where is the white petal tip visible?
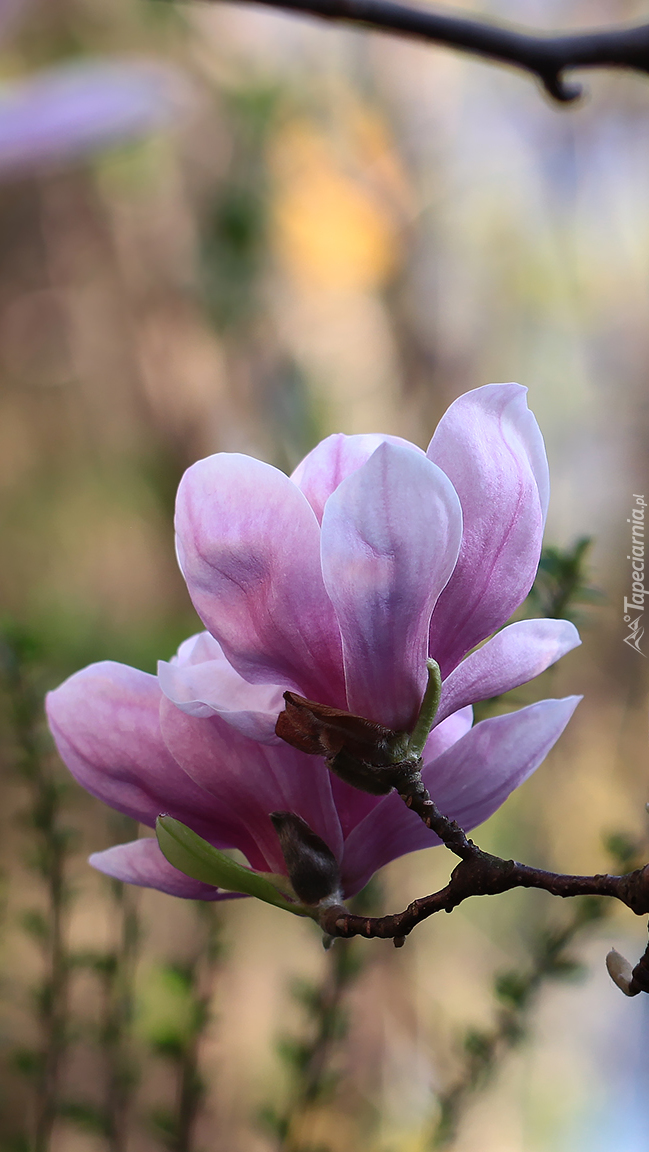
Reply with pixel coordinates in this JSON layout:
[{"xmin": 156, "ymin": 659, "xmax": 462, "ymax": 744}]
[{"xmin": 606, "ymin": 948, "xmax": 636, "ymax": 996}]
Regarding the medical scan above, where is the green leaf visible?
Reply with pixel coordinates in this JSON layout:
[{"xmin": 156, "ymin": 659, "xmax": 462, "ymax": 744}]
[{"xmin": 155, "ymin": 816, "xmax": 307, "ymax": 916}]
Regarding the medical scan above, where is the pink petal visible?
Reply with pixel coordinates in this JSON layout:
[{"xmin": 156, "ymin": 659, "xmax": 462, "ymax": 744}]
[
  {"xmin": 158, "ymin": 632, "xmax": 284, "ymax": 743},
  {"xmin": 45, "ymin": 662, "xmax": 268, "ymax": 870},
  {"xmin": 423, "ymin": 704, "xmax": 474, "ymax": 756},
  {"xmin": 435, "ymin": 619, "xmax": 581, "ymax": 725},
  {"xmin": 320, "ymin": 442, "xmax": 462, "ymax": 730},
  {"xmin": 427, "ymin": 695, "xmax": 581, "ymax": 828},
  {"xmin": 427, "ymin": 384, "xmax": 549, "ymax": 675},
  {"xmin": 291, "ymin": 432, "xmax": 424, "ymax": 524},
  {"xmin": 89, "ymin": 838, "xmax": 239, "ymax": 901},
  {"xmin": 159, "ymin": 697, "xmax": 344, "ymax": 876},
  {"xmin": 339, "ymin": 696, "xmax": 579, "ymax": 895},
  {"xmin": 175, "ymin": 453, "xmax": 345, "ymax": 706},
  {"xmin": 174, "ymin": 631, "xmax": 222, "ymax": 666}
]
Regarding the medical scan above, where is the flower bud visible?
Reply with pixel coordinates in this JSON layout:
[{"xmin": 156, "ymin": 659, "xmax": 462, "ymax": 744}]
[
  {"xmin": 275, "ymin": 662, "xmax": 443, "ymax": 797},
  {"xmin": 276, "ymin": 692, "xmax": 409, "ymax": 764},
  {"xmin": 275, "ymin": 692, "xmax": 411, "ymax": 794},
  {"xmin": 325, "ymin": 747, "xmax": 407, "ymax": 795},
  {"xmin": 270, "ymin": 811, "xmax": 342, "ymax": 906},
  {"xmin": 606, "ymin": 948, "xmax": 636, "ymax": 996}
]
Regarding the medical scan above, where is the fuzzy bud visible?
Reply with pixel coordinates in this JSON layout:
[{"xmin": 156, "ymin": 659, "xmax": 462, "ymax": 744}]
[
  {"xmin": 270, "ymin": 811, "xmax": 342, "ymax": 906},
  {"xmin": 275, "ymin": 692, "xmax": 411, "ymax": 795}
]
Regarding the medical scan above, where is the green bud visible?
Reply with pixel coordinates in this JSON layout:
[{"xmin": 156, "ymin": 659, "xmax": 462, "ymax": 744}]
[{"xmin": 156, "ymin": 815, "xmax": 306, "ymax": 915}]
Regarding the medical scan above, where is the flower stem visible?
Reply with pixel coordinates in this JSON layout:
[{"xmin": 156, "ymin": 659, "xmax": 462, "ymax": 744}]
[{"xmin": 405, "ymin": 659, "xmax": 442, "ymax": 761}]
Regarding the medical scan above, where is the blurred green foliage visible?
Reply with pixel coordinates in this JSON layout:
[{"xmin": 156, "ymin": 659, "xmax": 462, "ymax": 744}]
[
  {"xmin": 201, "ymin": 85, "xmax": 281, "ymax": 332},
  {"xmin": 527, "ymin": 537, "xmax": 605, "ymax": 623}
]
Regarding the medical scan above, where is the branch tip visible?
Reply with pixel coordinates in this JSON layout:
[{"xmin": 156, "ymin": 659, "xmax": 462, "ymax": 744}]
[
  {"xmin": 217, "ymin": 0, "xmax": 649, "ymax": 104},
  {"xmin": 540, "ymin": 70, "xmax": 583, "ymax": 103}
]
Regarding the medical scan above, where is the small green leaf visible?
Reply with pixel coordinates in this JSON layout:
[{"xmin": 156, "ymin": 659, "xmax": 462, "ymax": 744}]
[{"xmin": 155, "ymin": 816, "xmax": 307, "ymax": 916}]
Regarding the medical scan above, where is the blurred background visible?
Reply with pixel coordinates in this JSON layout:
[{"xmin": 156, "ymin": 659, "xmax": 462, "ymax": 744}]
[{"xmin": 1, "ymin": 0, "xmax": 649, "ymax": 1149}]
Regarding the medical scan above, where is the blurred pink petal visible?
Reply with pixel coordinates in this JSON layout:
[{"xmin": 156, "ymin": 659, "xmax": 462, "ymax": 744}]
[
  {"xmin": 0, "ymin": 59, "xmax": 189, "ymax": 179},
  {"xmin": 175, "ymin": 453, "xmax": 345, "ymax": 705},
  {"xmin": 292, "ymin": 432, "xmax": 423, "ymax": 524},
  {"xmin": 435, "ymin": 618, "xmax": 581, "ymax": 724},
  {"xmin": 321, "ymin": 443, "xmax": 462, "ymax": 730},
  {"xmin": 90, "ymin": 838, "xmax": 238, "ymax": 901},
  {"xmin": 428, "ymin": 384, "xmax": 549, "ymax": 675}
]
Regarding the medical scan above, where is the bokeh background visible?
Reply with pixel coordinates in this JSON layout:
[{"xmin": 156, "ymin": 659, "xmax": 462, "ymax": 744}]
[{"xmin": 1, "ymin": 0, "xmax": 649, "ymax": 1149}]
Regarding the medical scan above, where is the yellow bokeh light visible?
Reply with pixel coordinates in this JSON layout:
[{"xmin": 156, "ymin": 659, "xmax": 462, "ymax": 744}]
[{"xmin": 271, "ymin": 114, "xmax": 406, "ymax": 292}]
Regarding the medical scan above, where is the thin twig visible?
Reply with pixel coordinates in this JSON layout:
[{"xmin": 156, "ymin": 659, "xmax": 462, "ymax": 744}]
[
  {"xmin": 104, "ymin": 875, "xmax": 140, "ymax": 1152},
  {"xmin": 262, "ymin": 887, "xmax": 378, "ymax": 1150},
  {"xmin": 429, "ymin": 896, "xmax": 608, "ymax": 1148},
  {"xmin": 148, "ymin": 904, "xmax": 222, "ymax": 1152},
  {"xmin": 211, "ymin": 0, "xmax": 649, "ymax": 103},
  {"xmin": 274, "ymin": 942, "xmax": 361, "ymax": 1151},
  {"xmin": 0, "ymin": 628, "xmax": 74, "ymax": 1152}
]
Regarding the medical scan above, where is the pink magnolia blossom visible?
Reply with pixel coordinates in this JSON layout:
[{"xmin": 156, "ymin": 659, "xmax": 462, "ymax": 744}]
[{"xmin": 47, "ymin": 383, "xmax": 581, "ymax": 905}]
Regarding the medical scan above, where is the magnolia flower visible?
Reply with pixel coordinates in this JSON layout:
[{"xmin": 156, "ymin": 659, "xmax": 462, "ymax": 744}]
[{"xmin": 47, "ymin": 384, "xmax": 581, "ymax": 907}]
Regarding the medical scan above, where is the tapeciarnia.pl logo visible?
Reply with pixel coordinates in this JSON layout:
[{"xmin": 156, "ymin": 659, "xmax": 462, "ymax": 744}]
[{"xmin": 623, "ymin": 494, "xmax": 646, "ymax": 656}]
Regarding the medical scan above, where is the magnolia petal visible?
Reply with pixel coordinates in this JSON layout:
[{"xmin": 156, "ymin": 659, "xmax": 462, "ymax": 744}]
[
  {"xmin": 423, "ymin": 704, "xmax": 474, "ymax": 757},
  {"xmin": 158, "ymin": 634, "xmax": 283, "ymax": 743},
  {"xmin": 175, "ymin": 453, "xmax": 345, "ymax": 706},
  {"xmin": 0, "ymin": 60, "xmax": 188, "ymax": 178},
  {"xmin": 45, "ymin": 661, "xmax": 271, "ymax": 870},
  {"xmin": 427, "ymin": 695, "xmax": 581, "ymax": 828},
  {"xmin": 428, "ymin": 383, "xmax": 548, "ymax": 675},
  {"xmin": 339, "ymin": 697, "xmax": 579, "ymax": 895},
  {"xmin": 174, "ymin": 630, "xmax": 222, "ymax": 667},
  {"xmin": 291, "ymin": 432, "xmax": 424, "ymax": 524},
  {"xmin": 321, "ymin": 442, "xmax": 462, "ymax": 731},
  {"xmin": 435, "ymin": 619, "xmax": 581, "ymax": 725},
  {"xmin": 89, "ymin": 838, "xmax": 239, "ymax": 901},
  {"xmin": 159, "ymin": 696, "xmax": 344, "ymax": 876}
]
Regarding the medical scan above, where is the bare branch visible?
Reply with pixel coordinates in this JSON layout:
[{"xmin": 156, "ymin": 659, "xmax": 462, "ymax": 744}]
[
  {"xmin": 318, "ymin": 763, "xmax": 649, "ymax": 972},
  {"xmin": 213, "ymin": 0, "xmax": 649, "ymax": 103},
  {"xmin": 319, "ymin": 853, "xmax": 649, "ymax": 943}
]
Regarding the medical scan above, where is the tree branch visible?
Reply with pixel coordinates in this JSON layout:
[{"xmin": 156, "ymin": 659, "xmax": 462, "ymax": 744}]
[
  {"xmin": 318, "ymin": 769, "xmax": 649, "ymax": 991},
  {"xmin": 214, "ymin": 0, "xmax": 649, "ymax": 103},
  {"xmin": 320, "ymin": 852, "xmax": 649, "ymax": 940},
  {"xmin": 320, "ymin": 856, "xmax": 649, "ymax": 941}
]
